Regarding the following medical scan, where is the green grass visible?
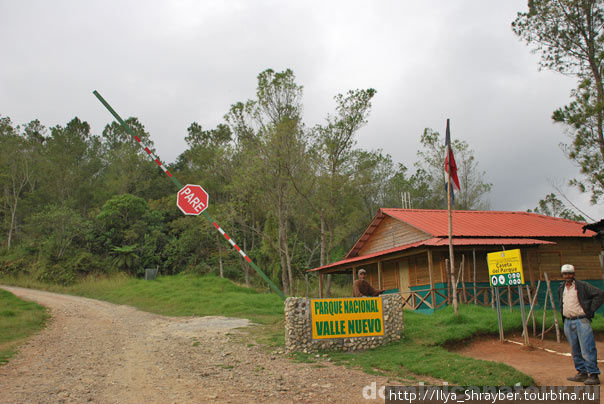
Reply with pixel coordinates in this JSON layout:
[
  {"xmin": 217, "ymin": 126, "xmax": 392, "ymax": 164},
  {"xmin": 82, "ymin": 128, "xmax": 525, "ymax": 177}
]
[
  {"xmin": 326, "ymin": 303, "xmax": 604, "ymax": 386},
  {"xmin": 0, "ymin": 274, "xmax": 576, "ymax": 385},
  {"xmin": 1, "ymin": 273, "xmax": 284, "ymax": 324},
  {"xmin": 0, "ymin": 289, "xmax": 49, "ymax": 366},
  {"xmin": 325, "ymin": 305, "xmax": 540, "ymax": 386}
]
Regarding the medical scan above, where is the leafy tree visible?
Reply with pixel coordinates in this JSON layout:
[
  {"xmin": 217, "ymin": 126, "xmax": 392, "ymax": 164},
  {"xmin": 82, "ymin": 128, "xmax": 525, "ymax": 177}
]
[
  {"xmin": 312, "ymin": 89, "xmax": 377, "ymax": 266},
  {"xmin": 225, "ymin": 68, "xmax": 307, "ymax": 295},
  {"xmin": 414, "ymin": 128, "xmax": 492, "ymax": 210},
  {"xmin": 352, "ymin": 151, "xmax": 427, "ymax": 218},
  {"xmin": 37, "ymin": 117, "xmax": 104, "ymax": 212},
  {"xmin": 513, "ymin": 0, "xmax": 604, "ymax": 203},
  {"xmin": 95, "ymin": 193, "xmax": 149, "ymax": 249},
  {"xmin": 22, "ymin": 119, "xmax": 46, "ymax": 143},
  {"xmin": 174, "ymin": 122, "xmax": 233, "ymax": 202},
  {"xmin": 100, "ymin": 118, "xmax": 171, "ymax": 201},
  {"xmin": 528, "ymin": 193, "xmax": 586, "ymax": 221},
  {"xmin": 111, "ymin": 245, "xmax": 140, "ymax": 275},
  {"xmin": 163, "ymin": 216, "xmax": 217, "ymax": 275},
  {"xmin": 0, "ymin": 117, "xmax": 42, "ymax": 250},
  {"xmin": 25, "ymin": 205, "xmax": 89, "ymax": 260},
  {"xmin": 95, "ymin": 193, "xmax": 169, "ymax": 275}
]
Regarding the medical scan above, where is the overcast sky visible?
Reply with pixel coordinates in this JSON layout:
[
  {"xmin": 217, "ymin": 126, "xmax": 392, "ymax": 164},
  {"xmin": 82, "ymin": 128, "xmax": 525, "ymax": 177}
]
[{"xmin": 1, "ymin": 0, "xmax": 602, "ymax": 221}]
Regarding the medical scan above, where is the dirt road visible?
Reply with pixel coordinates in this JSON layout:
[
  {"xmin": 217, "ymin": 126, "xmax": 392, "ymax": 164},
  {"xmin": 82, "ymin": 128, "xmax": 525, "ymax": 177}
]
[
  {"xmin": 6, "ymin": 286, "xmax": 601, "ymax": 403},
  {"xmin": 0, "ymin": 286, "xmax": 399, "ymax": 404},
  {"xmin": 455, "ymin": 333, "xmax": 604, "ymax": 387}
]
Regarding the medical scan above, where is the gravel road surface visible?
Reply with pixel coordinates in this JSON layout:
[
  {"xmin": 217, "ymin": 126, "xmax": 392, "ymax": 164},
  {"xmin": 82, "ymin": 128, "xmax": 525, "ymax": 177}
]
[{"xmin": 0, "ymin": 286, "xmax": 400, "ymax": 403}]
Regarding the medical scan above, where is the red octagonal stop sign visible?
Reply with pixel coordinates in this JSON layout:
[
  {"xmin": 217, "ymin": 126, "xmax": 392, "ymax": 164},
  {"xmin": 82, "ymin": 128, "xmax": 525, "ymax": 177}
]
[{"xmin": 177, "ymin": 184, "xmax": 209, "ymax": 215}]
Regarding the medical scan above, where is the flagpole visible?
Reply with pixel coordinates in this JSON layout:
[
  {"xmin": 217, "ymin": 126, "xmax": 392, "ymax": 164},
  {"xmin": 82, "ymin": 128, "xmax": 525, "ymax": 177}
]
[{"xmin": 446, "ymin": 119, "xmax": 459, "ymax": 315}]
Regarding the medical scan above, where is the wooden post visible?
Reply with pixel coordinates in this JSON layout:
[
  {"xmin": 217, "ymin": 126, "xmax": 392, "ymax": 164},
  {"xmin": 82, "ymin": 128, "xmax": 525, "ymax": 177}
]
[
  {"xmin": 460, "ymin": 255, "xmax": 467, "ymax": 303},
  {"xmin": 473, "ymin": 249, "xmax": 477, "ymax": 305},
  {"xmin": 507, "ymin": 285, "xmax": 513, "ymax": 312},
  {"xmin": 445, "ymin": 259, "xmax": 451, "ymax": 304},
  {"xmin": 491, "ymin": 284, "xmax": 495, "ymax": 310},
  {"xmin": 541, "ymin": 286, "xmax": 549, "ymax": 341},
  {"xmin": 543, "ymin": 272, "xmax": 561, "ymax": 343},
  {"xmin": 377, "ymin": 261, "xmax": 383, "ymax": 290},
  {"xmin": 494, "ymin": 286, "xmax": 504, "ymax": 341},
  {"xmin": 519, "ymin": 284, "xmax": 529, "ymax": 346},
  {"xmin": 319, "ymin": 273, "xmax": 324, "ymax": 298},
  {"xmin": 445, "ymin": 119, "xmax": 458, "ymax": 316},
  {"xmin": 352, "ymin": 266, "xmax": 357, "ymax": 281},
  {"xmin": 525, "ymin": 282, "xmax": 539, "ymax": 336},
  {"xmin": 427, "ymin": 250, "xmax": 435, "ymax": 308}
]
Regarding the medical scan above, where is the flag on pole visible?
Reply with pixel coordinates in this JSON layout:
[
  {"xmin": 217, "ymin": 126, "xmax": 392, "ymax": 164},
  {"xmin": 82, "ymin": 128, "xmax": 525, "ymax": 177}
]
[{"xmin": 444, "ymin": 119, "xmax": 460, "ymax": 192}]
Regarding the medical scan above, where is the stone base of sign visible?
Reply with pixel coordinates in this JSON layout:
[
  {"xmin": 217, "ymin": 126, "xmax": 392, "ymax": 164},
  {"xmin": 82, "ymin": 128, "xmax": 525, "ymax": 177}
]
[{"xmin": 284, "ymin": 294, "xmax": 404, "ymax": 353}]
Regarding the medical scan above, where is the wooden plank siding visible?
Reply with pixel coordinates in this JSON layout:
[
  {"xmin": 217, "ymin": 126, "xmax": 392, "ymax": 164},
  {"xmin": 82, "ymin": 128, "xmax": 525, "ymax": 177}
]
[
  {"xmin": 381, "ymin": 260, "xmax": 399, "ymax": 290},
  {"xmin": 364, "ymin": 263, "xmax": 378, "ymax": 289},
  {"xmin": 536, "ymin": 238, "xmax": 602, "ymax": 281},
  {"xmin": 334, "ymin": 237, "xmax": 600, "ymax": 298},
  {"xmin": 390, "ymin": 239, "xmax": 602, "ymax": 291},
  {"xmin": 357, "ymin": 216, "xmax": 431, "ymax": 256}
]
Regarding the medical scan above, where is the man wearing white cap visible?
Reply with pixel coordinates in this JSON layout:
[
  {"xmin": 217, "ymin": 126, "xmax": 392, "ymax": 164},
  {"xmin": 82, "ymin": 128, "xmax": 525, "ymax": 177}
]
[{"xmin": 558, "ymin": 264, "xmax": 604, "ymax": 385}]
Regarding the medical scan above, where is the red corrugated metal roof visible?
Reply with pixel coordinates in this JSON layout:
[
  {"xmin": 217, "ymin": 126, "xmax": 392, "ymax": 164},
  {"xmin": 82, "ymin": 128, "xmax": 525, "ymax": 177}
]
[
  {"xmin": 309, "ymin": 237, "xmax": 554, "ymax": 272},
  {"xmin": 422, "ymin": 237, "xmax": 555, "ymax": 246},
  {"xmin": 381, "ymin": 209, "xmax": 593, "ymax": 238}
]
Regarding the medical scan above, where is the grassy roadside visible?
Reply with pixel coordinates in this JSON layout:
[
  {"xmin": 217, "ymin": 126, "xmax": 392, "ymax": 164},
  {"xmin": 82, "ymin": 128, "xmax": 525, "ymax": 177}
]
[
  {"xmin": 0, "ymin": 289, "xmax": 49, "ymax": 366},
  {"xmin": 1, "ymin": 274, "xmax": 584, "ymax": 385},
  {"xmin": 327, "ymin": 305, "xmax": 538, "ymax": 386},
  {"xmin": 1, "ymin": 273, "xmax": 284, "ymax": 324}
]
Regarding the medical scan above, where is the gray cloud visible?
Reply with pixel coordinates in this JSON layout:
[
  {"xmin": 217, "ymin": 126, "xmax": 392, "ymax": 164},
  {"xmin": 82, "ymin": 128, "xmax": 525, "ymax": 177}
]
[{"xmin": 1, "ymin": 0, "xmax": 601, "ymax": 220}]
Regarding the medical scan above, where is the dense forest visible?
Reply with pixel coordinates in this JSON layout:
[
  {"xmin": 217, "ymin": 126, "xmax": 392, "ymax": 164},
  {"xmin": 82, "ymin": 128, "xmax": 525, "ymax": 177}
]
[{"xmin": 0, "ymin": 69, "xmax": 492, "ymax": 294}]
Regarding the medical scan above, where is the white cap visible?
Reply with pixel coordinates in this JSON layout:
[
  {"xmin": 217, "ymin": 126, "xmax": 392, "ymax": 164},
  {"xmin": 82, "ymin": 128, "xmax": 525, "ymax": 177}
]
[
  {"xmin": 358, "ymin": 268, "xmax": 366, "ymax": 274},
  {"xmin": 561, "ymin": 264, "xmax": 575, "ymax": 273}
]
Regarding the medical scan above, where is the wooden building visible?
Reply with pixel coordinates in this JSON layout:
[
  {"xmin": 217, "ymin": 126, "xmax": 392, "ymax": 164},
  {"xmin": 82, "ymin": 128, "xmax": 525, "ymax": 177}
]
[{"xmin": 308, "ymin": 209, "xmax": 602, "ymax": 312}]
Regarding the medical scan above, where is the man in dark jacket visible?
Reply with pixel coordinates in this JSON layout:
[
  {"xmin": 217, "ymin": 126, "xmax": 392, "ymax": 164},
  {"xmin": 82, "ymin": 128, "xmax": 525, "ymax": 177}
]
[
  {"xmin": 353, "ymin": 268, "xmax": 385, "ymax": 297},
  {"xmin": 558, "ymin": 264, "xmax": 604, "ymax": 385}
]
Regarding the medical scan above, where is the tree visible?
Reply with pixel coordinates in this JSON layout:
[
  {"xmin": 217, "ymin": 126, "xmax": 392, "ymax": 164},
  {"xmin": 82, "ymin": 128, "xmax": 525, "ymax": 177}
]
[
  {"xmin": 273, "ymin": 88, "xmax": 377, "ymax": 296},
  {"xmin": 38, "ymin": 117, "xmax": 104, "ymax": 212},
  {"xmin": 100, "ymin": 118, "xmax": 171, "ymax": 201},
  {"xmin": 0, "ymin": 117, "xmax": 41, "ymax": 250},
  {"xmin": 513, "ymin": 0, "xmax": 604, "ymax": 203},
  {"xmin": 312, "ymin": 89, "xmax": 377, "ymax": 266},
  {"xmin": 351, "ymin": 151, "xmax": 430, "ymax": 219},
  {"xmin": 111, "ymin": 245, "xmax": 140, "ymax": 274},
  {"xmin": 414, "ymin": 128, "xmax": 492, "ymax": 210},
  {"xmin": 95, "ymin": 193, "xmax": 150, "ymax": 247},
  {"xmin": 175, "ymin": 122, "xmax": 233, "ymax": 202},
  {"xmin": 225, "ymin": 68, "xmax": 307, "ymax": 295},
  {"xmin": 25, "ymin": 205, "xmax": 89, "ymax": 260},
  {"xmin": 528, "ymin": 193, "xmax": 586, "ymax": 221}
]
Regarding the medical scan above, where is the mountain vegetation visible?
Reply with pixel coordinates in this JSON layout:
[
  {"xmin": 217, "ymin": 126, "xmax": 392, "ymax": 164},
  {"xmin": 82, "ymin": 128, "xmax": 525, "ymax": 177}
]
[{"xmin": 0, "ymin": 69, "xmax": 491, "ymax": 293}]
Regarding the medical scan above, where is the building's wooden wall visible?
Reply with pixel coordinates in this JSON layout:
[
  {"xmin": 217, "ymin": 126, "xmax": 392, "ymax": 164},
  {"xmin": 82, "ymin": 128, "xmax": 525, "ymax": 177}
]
[
  {"xmin": 357, "ymin": 216, "xmax": 430, "ymax": 256},
  {"xmin": 355, "ymin": 237, "xmax": 601, "ymax": 293},
  {"xmin": 381, "ymin": 260, "xmax": 399, "ymax": 290},
  {"xmin": 363, "ymin": 263, "xmax": 378, "ymax": 289},
  {"xmin": 408, "ymin": 254, "xmax": 430, "ymax": 287},
  {"xmin": 430, "ymin": 240, "xmax": 601, "ymax": 287},
  {"xmin": 536, "ymin": 238, "xmax": 601, "ymax": 281},
  {"xmin": 379, "ymin": 253, "xmax": 432, "ymax": 290}
]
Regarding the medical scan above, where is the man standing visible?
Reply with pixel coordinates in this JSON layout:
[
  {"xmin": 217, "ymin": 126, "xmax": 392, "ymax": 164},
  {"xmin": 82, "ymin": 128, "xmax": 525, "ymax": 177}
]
[
  {"xmin": 353, "ymin": 268, "xmax": 385, "ymax": 297},
  {"xmin": 558, "ymin": 264, "xmax": 604, "ymax": 385}
]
